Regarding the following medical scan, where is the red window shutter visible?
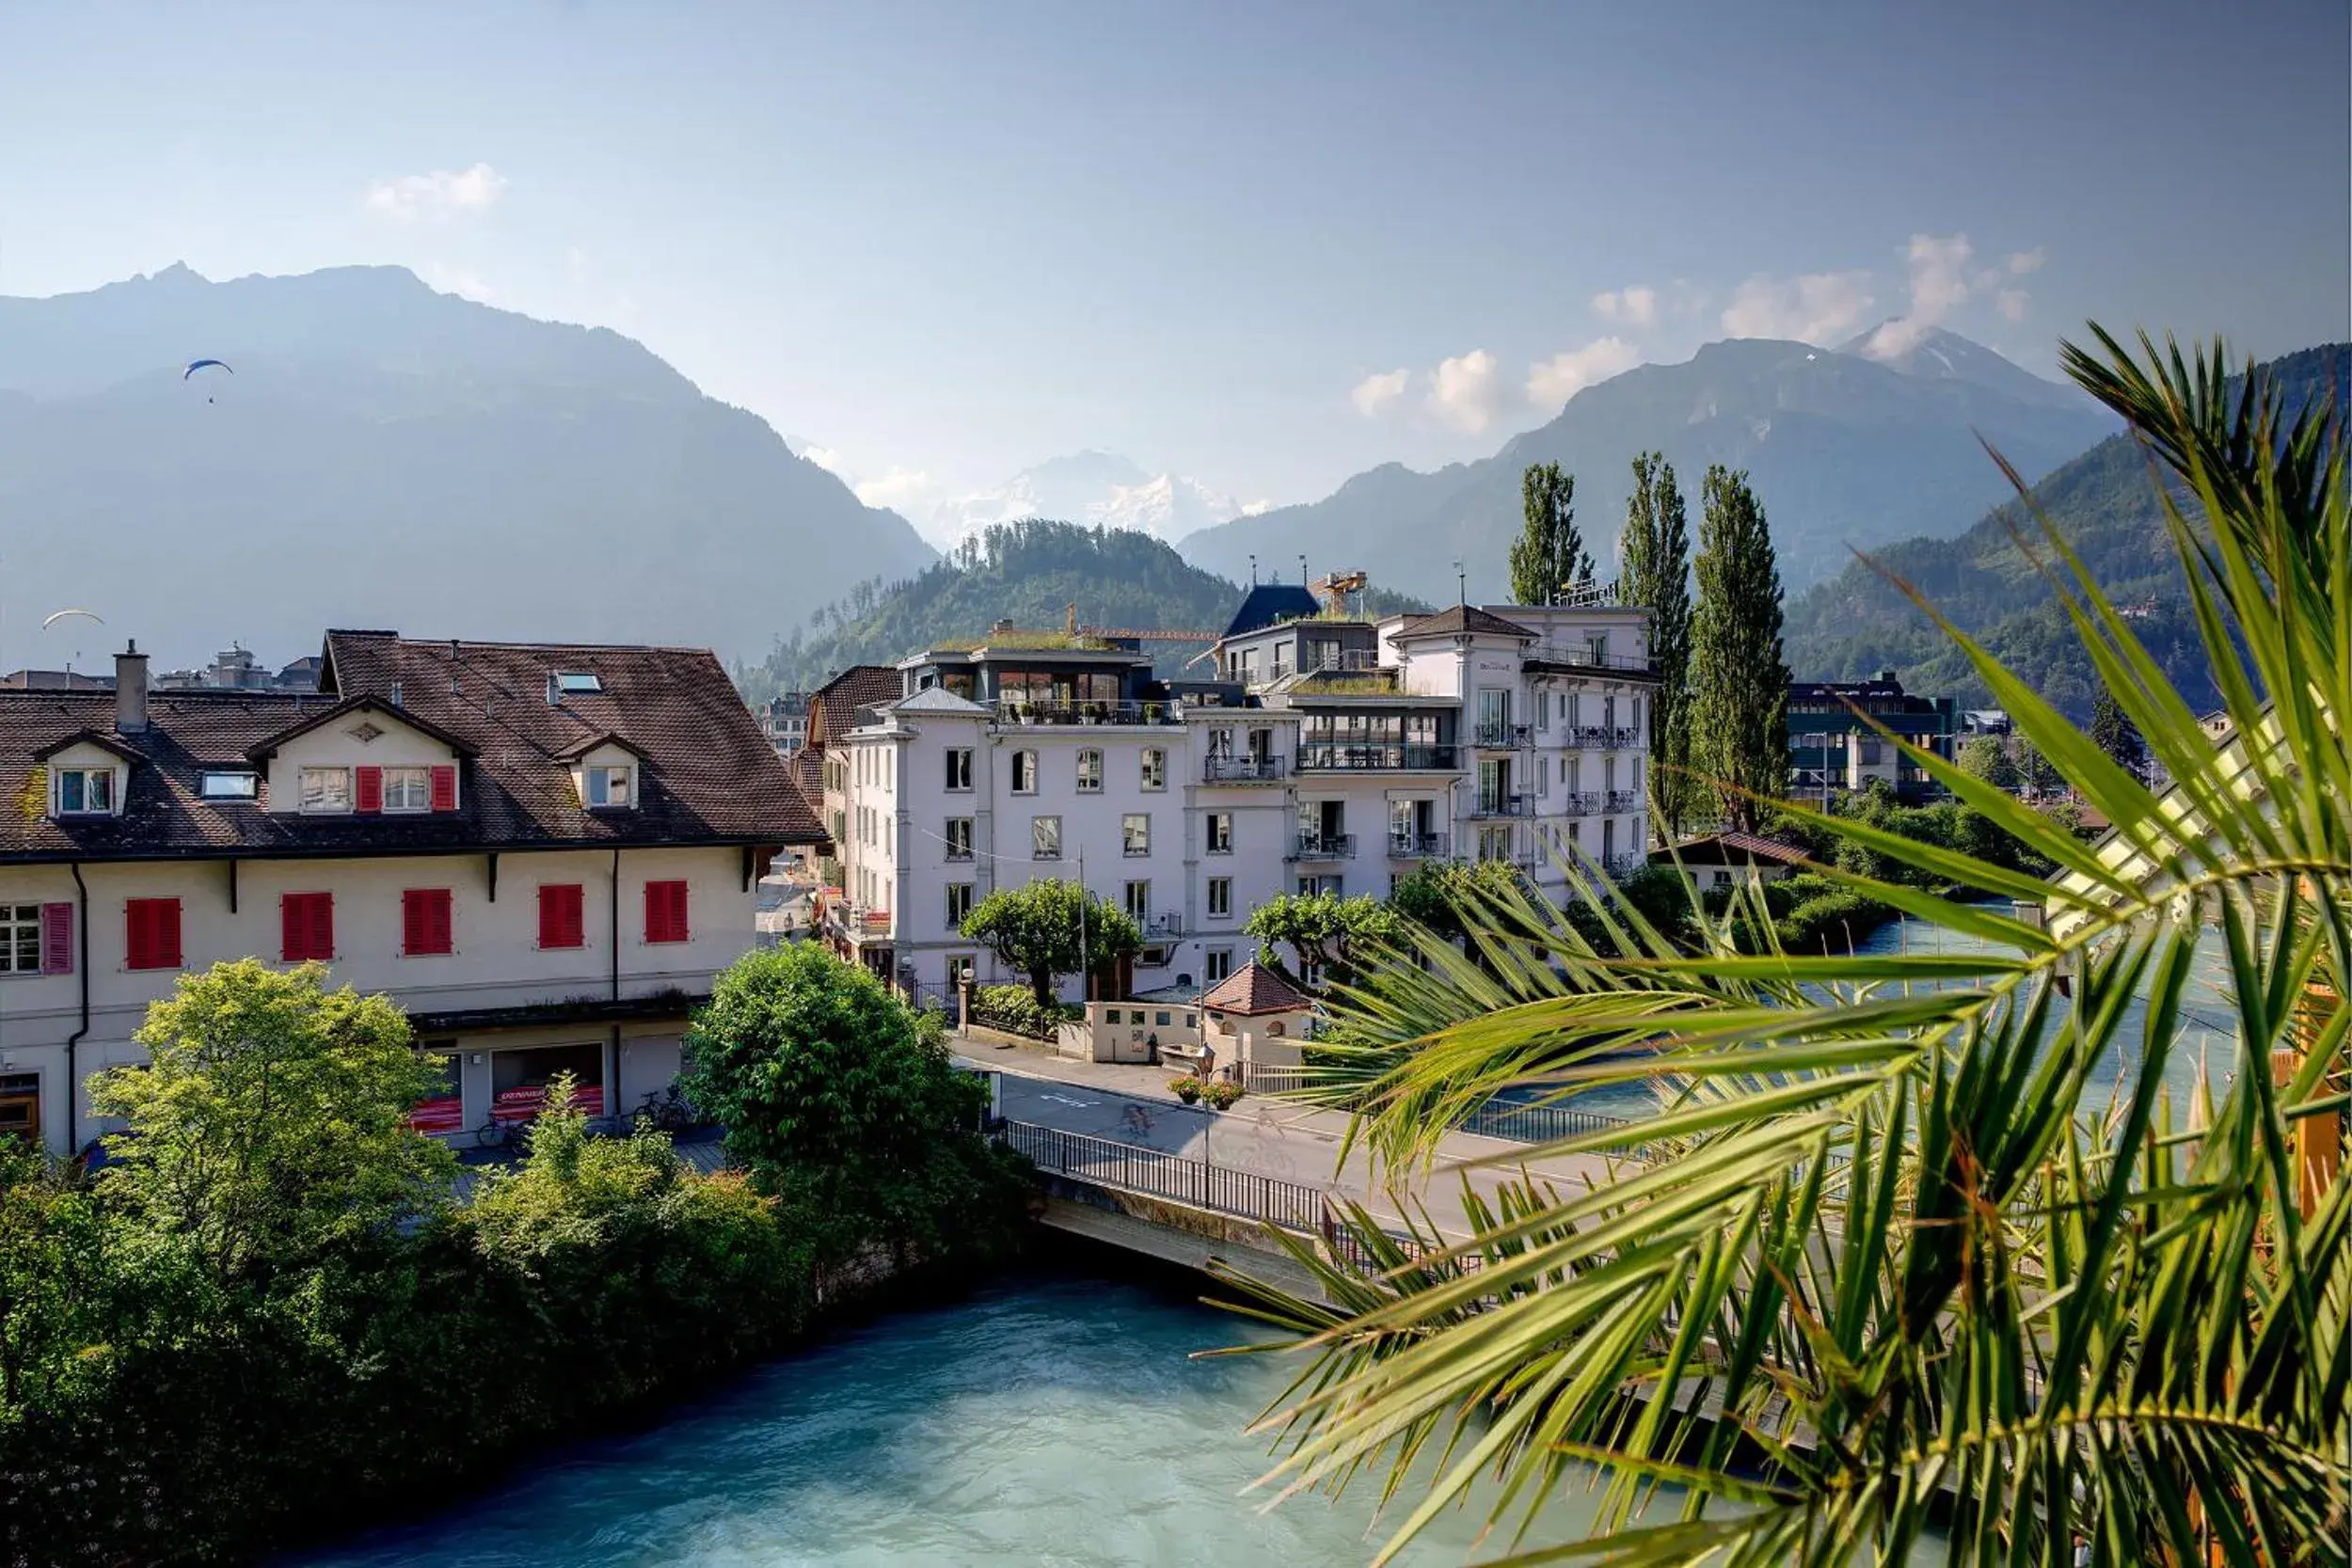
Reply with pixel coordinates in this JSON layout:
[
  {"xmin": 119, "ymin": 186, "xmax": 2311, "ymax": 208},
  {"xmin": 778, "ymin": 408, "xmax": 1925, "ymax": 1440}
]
[
  {"xmin": 539, "ymin": 884, "xmax": 584, "ymax": 949},
  {"xmin": 355, "ymin": 766, "xmax": 383, "ymax": 814},
  {"xmin": 645, "ymin": 879, "xmax": 689, "ymax": 943},
  {"xmin": 280, "ymin": 895, "xmax": 302, "ymax": 961},
  {"xmin": 283, "ymin": 893, "xmax": 333, "ymax": 962},
  {"xmin": 126, "ymin": 898, "xmax": 182, "ymax": 971},
  {"xmin": 40, "ymin": 903, "xmax": 72, "ymax": 974},
  {"xmin": 312, "ymin": 894, "xmax": 335, "ymax": 960},
  {"xmin": 404, "ymin": 890, "xmax": 453, "ymax": 956},
  {"xmin": 429, "ymin": 766, "xmax": 458, "ymax": 812}
]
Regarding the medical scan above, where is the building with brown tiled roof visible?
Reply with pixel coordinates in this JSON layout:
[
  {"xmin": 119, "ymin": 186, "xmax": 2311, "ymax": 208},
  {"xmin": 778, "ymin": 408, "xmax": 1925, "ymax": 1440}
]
[
  {"xmin": 0, "ymin": 631, "xmax": 818, "ymax": 1154},
  {"xmin": 1648, "ymin": 831, "xmax": 1812, "ymax": 893}
]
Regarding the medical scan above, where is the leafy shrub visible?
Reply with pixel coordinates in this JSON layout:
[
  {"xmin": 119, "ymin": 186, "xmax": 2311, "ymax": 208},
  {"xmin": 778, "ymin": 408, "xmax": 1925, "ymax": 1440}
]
[
  {"xmin": 969, "ymin": 983, "xmax": 1077, "ymax": 1040},
  {"xmin": 1171, "ymin": 1077, "xmax": 1202, "ymax": 1104}
]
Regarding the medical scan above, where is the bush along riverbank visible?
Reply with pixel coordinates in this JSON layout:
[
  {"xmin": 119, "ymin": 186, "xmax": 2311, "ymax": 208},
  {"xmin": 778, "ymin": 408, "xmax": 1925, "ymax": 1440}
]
[{"xmin": 0, "ymin": 953, "xmax": 1030, "ymax": 1568}]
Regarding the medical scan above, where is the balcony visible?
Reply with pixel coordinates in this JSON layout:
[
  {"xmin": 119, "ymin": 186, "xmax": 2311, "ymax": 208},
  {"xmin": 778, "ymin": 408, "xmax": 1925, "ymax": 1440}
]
[
  {"xmin": 1202, "ymin": 755, "xmax": 1285, "ymax": 784},
  {"xmin": 1557, "ymin": 790, "xmax": 1600, "ymax": 816},
  {"xmin": 1388, "ymin": 831, "xmax": 1450, "ymax": 859},
  {"xmin": 1473, "ymin": 721, "xmax": 1532, "ymax": 749},
  {"xmin": 1605, "ymin": 789, "xmax": 1644, "ymax": 813},
  {"xmin": 993, "ymin": 698, "xmax": 1182, "ymax": 727},
  {"xmin": 1525, "ymin": 643, "xmax": 1659, "ymax": 677},
  {"xmin": 1147, "ymin": 912, "xmax": 1184, "ymax": 938},
  {"xmin": 1567, "ymin": 724, "xmax": 1643, "ymax": 750},
  {"xmin": 1294, "ymin": 742, "xmax": 1457, "ymax": 772},
  {"xmin": 1603, "ymin": 853, "xmax": 1647, "ymax": 879},
  {"xmin": 1286, "ymin": 833, "xmax": 1356, "ymax": 861},
  {"xmin": 1470, "ymin": 794, "xmax": 1534, "ymax": 818}
]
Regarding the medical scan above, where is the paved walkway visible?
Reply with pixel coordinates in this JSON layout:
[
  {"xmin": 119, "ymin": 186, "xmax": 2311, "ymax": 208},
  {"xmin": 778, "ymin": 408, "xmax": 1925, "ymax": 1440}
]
[{"xmin": 954, "ymin": 1033, "xmax": 1629, "ymax": 1243}]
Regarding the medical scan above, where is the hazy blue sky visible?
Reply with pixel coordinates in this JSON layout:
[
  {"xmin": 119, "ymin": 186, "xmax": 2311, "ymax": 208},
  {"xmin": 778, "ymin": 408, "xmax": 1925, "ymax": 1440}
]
[{"xmin": 4, "ymin": 0, "xmax": 2345, "ymax": 522}]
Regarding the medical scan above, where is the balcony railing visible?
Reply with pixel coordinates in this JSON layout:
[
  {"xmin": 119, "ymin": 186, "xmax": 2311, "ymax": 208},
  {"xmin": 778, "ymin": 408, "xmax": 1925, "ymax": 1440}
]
[
  {"xmin": 1202, "ymin": 755, "xmax": 1285, "ymax": 783},
  {"xmin": 1470, "ymin": 794, "xmax": 1534, "ymax": 818},
  {"xmin": 1148, "ymin": 912, "xmax": 1184, "ymax": 938},
  {"xmin": 1527, "ymin": 643, "xmax": 1659, "ymax": 676},
  {"xmin": 1557, "ymin": 790, "xmax": 1600, "ymax": 816},
  {"xmin": 1287, "ymin": 833, "xmax": 1356, "ymax": 861},
  {"xmin": 1603, "ymin": 853, "xmax": 1647, "ymax": 879},
  {"xmin": 1567, "ymin": 724, "xmax": 1644, "ymax": 750},
  {"xmin": 1388, "ymin": 831, "xmax": 1449, "ymax": 859},
  {"xmin": 993, "ymin": 699, "xmax": 1181, "ymax": 726},
  {"xmin": 1308, "ymin": 648, "xmax": 1379, "ymax": 673},
  {"xmin": 1295, "ymin": 742, "xmax": 1457, "ymax": 772},
  {"xmin": 1473, "ymin": 721, "xmax": 1532, "ymax": 748},
  {"xmin": 1605, "ymin": 789, "xmax": 1644, "ymax": 814}
]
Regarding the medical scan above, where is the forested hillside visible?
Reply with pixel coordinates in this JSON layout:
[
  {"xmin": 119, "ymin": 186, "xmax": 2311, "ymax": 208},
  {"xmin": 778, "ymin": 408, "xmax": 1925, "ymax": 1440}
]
[
  {"xmin": 1783, "ymin": 343, "xmax": 2348, "ymax": 718},
  {"xmin": 739, "ymin": 518, "xmax": 1428, "ymax": 701}
]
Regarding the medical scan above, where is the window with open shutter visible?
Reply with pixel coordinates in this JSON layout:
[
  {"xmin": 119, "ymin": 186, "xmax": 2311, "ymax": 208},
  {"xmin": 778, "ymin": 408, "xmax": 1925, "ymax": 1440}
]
[
  {"xmin": 644, "ymin": 879, "xmax": 690, "ymax": 943},
  {"xmin": 126, "ymin": 898, "xmax": 182, "ymax": 971},
  {"xmin": 39, "ymin": 903, "xmax": 72, "ymax": 975},
  {"xmin": 429, "ymin": 766, "xmax": 458, "ymax": 812},
  {"xmin": 282, "ymin": 893, "xmax": 333, "ymax": 962},
  {"xmin": 402, "ymin": 889, "xmax": 453, "ymax": 957},
  {"xmin": 538, "ymin": 884, "xmax": 585, "ymax": 949},
  {"xmin": 355, "ymin": 766, "xmax": 384, "ymax": 814}
]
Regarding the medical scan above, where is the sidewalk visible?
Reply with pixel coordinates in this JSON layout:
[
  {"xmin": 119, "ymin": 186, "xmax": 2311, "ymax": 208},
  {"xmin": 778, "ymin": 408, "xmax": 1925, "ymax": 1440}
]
[{"xmin": 956, "ymin": 1031, "xmax": 1628, "ymax": 1242}]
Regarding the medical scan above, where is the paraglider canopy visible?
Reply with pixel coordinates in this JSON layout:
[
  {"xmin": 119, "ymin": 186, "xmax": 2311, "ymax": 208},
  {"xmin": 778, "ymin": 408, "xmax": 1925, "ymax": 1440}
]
[
  {"xmin": 183, "ymin": 358, "xmax": 231, "ymax": 379},
  {"xmin": 40, "ymin": 609, "xmax": 104, "ymax": 631}
]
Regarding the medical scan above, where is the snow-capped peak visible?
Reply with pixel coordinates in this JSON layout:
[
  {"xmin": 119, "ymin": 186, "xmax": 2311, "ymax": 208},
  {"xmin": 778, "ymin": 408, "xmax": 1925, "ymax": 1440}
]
[{"xmin": 929, "ymin": 453, "xmax": 1261, "ymax": 544}]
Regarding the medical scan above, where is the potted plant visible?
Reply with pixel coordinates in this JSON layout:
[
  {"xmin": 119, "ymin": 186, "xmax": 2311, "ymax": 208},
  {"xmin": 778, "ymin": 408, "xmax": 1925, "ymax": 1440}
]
[{"xmin": 1171, "ymin": 1077, "xmax": 1202, "ymax": 1104}]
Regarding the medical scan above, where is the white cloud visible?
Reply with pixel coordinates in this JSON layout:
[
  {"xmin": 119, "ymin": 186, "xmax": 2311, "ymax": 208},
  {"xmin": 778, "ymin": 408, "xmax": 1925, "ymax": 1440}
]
[
  {"xmin": 421, "ymin": 262, "xmax": 495, "ymax": 303},
  {"xmin": 1859, "ymin": 232, "xmax": 2046, "ymax": 358},
  {"xmin": 1996, "ymin": 288, "xmax": 2031, "ymax": 324},
  {"xmin": 799, "ymin": 445, "xmax": 847, "ymax": 475},
  {"xmin": 1591, "ymin": 286, "xmax": 1658, "ymax": 326},
  {"xmin": 851, "ymin": 467, "xmax": 935, "ymax": 512},
  {"xmin": 1425, "ymin": 349, "xmax": 1504, "ymax": 434},
  {"xmin": 364, "ymin": 163, "xmax": 508, "ymax": 222},
  {"xmin": 1526, "ymin": 336, "xmax": 1641, "ymax": 408},
  {"xmin": 1349, "ymin": 368, "xmax": 1409, "ymax": 417},
  {"xmin": 1239, "ymin": 499, "xmax": 1273, "ymax": 516},
  {"xmin": 1720, "ymin": 270, "xmax": 1876, "ymax": 344},
  {"xmin": 2005, "ymin": 246, "xmax": 2047, "ymax": 276}
]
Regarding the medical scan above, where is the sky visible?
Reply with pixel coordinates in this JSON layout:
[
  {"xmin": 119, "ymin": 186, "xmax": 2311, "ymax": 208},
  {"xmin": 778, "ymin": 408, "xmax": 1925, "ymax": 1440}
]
[{"xmin": 3, "ymin": 0, "xmax": 2347, "ymax": 537}]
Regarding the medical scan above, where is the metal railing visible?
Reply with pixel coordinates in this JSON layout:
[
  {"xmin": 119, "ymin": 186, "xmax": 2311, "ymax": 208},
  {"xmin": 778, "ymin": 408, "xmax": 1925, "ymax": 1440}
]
[
  {"xmin": 1202, "ymin": 756, "xmax": 1285, "ymax": 783},
  {"xmin": 994, "ymin": 699, "xmax": 1182, "ymax": 726},
  {"xmin": 1287, "ymin": 833, "xmax": 1356, "ymax": 861},
  {"xmin": 1461, "ymin": 1097, "xmax": 1644, "ymax": 1150},
  {"xmin": 1557, "ymin": 790, "xmax": 1600, "ymax": 816},
  {"xmin": 1309, "ymin": 648, "xmax": 1379, "ymax": 673},
  {"xmin": 1295, "ymin": 743, "xmax": 1457, "ymax": 772},
  {"xmin": 1605, "ymin": 789, "xmax": 1643, "ymax": 813},
  {"xmin": 996, "ymin": 1118, "xmax": 1359, "ymax": 1252},
  {"xmin": 1148, "ymin": 912, "xmax": 1184, "ymax": 937},
  {"xmin": 1526, "ymin": 643, "xmax": 1657, "ymax": 676},
  {"xmin": 1603, "ymin": 853, "xmax": 1646, "ymax": 879},
  {"xmin": 1470, "ymin": 794, "xmax": 1534, "ymax": 818},
  {"xmin": 1389, "ymin": 831, "xmax": 1449, "ymax": 859},
  {"xmin": 1473, "ymin": 721, "xmax": 1533, "ymax": 748}
]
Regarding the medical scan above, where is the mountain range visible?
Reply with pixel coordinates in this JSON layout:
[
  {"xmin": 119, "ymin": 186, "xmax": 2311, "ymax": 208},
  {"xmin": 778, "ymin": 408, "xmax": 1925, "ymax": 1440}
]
[
  {"xmin": 0, "ymin": 263, "xmax": 934, "ymax": 673},
  {"xmin": 1178, "ymin": 328, "xmax": 2118, "ymax": 597},
  {"xmin": 927, "ymin": 450, "xmax": 1259, "ymax": 544}
]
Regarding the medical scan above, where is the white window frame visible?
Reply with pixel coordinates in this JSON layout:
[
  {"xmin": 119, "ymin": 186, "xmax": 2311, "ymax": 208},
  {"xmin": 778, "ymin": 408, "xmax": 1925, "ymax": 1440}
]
[
  {"xmin": 1032, "ymin": 815, "xmax": 1061, "ymax": 860},
  {"xmin": 1204, "ymin": 947, "xmax": 1233, "ymax": 984},
  {"xmin": 199, "ymin": 770, "xmax": 258, "ymax": 800},
  {"xmin": 52, "ymin": 766, "xmax": 115, "ymax": 816},
  {"xmin": 946, "ymin": 882, "xmax": 975, "ymax": 927},
  {"xmin": 299, "ymin": 766, "xmax": 353, "ymax": 815},
  {"xmin": 1139, "ymin": 748, "xmax": 1166, "ymax": 790},
  {"xmin": 1076, "ymin": 748, "xmax": 1104, "ymax": 793},
  {"xmin": 946, "ymin": 749, "xmax": 974, "ymax": 791},
  {"xmin": 1122, "ymin": 813, "xmax": 1151, "ymax": 856},
  {"xmin": 387, "ymin": 766, "xmax": 437, "ymax": 813},
  {"xmin": 1012, "ymin": 751, "xmax": 1039, "ymax": 794},
  {"xmin": 1205, "ymin": 812, "xmax": 1232, "ymax": 854},
  {"xmin": 945, "ymin": 817, "xmax": 975, "ymax": 861},
  {"xmin": 1123, "ymin": 879, "xmax": 1150, "ymax": 922},
  {"xmin": 0, "ymin": 903, "xmax": 42, "ymax": 974},
  {"xmin": 1207, "ymin": 877, "xmax": 1232, "ymax": 919}
]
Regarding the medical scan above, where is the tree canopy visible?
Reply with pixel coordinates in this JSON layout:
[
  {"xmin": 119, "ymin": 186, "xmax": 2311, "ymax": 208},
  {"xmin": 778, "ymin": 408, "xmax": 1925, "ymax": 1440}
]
[
  {"xmin": 1243, "ymin": 890, "xmax": 1401, "ymax": 984},
  {"xmin": 1688, "ymin": 465, "xmax": 1790, "ymax": 831},
  {"xmin": 1620, "ymin": 451, "xmax": 1693, "ymax": 840},
  {"xmin": 1506, "ymin": 462, "xmax": 1594, "ymax": 606},
  {"xmin": 959, "ymin": 876, "xmax": 1141, "ymax": 1006}
]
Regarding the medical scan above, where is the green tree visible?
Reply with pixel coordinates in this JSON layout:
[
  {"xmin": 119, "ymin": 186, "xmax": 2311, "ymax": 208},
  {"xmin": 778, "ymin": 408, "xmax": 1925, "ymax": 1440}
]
[
  {"xmin": 1244, "ymin": 891, "xmax": 1400, "ymax": 984},
  {"xmin": 2090, "ymin": 681, "xmax": 2146, "ymax": 770},
  {"xmin": 1957, "ymin": 733, "xmax": 2023, "ymax": 791},
  {"xmin": 1687, "ymin": 465, "xmax": 1790, "ymax": 831},
  {"xmin": 89, "ymin": 959, "xmax": 453, "ymax": 1279},
  {"xmin": 959, "ymin": 877, "xmax": 1141, "ymax": 1006},
  {"xmin": 1506, "ymin": 462, "xmax": 1592, "ymax": 605},
  {"xmin": 1219, "ymin": 329, "xmax": 2352, "ymax": 1562},
  {"xmin": 1619, "ymin": 451, "xmax": 1693, "ymax": 840}
]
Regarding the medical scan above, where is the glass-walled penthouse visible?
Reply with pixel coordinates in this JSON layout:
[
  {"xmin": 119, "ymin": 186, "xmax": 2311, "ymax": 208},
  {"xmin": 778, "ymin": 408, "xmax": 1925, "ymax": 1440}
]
[{"xmin": 900, "ymin": 641, "xmax": 1181, "ymax": 726}]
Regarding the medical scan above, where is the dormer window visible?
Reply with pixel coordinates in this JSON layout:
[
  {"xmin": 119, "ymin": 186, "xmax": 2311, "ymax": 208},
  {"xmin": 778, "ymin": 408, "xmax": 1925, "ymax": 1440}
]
[
  {"xmin": 381, "ymin": 768, "xmax": 433, "ymax": 813},
  {"xmin": 299, "ymin": 767, "xmax": 353, "ymax": 814},
  {"xmin": 200, "ymin": 771, "xmax": 259, "ymax": 800},
  {"xmin": 555, "ymin": 672, "xmax": 604, "ymax": 695},
  {"xmin": 585, "ymin": 765, "xmax": 632, "ymax": 808},
  {"xmin": 54, "ymin": 768, "xmax": 115, "ymax": 816}
]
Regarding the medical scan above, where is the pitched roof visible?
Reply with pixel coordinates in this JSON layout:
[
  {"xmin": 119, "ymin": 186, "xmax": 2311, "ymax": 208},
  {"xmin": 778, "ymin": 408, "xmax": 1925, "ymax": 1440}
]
[
  {"xmin": 245, "ymin": 693, "xmax": 479, "ymax": 761},
  {"xmin": 1222, "ymin": 583, "xmax": 1321, "ymax": 639},
  {"xmin": 0, "ymin": 630, "xmax": 817, "ymax": 863},
  {"xmin": 805, "ymin": 665, "xmax": 902, "ymax": 748},
  {"xmin": 1649, "ymin": 832, "xmax": 1813, "ymax": 868},
  {"xmin": 1391, "ymin": 604, "xmax": 1537, "ymax": 641},
  {"xmin": 1201, "ymin": 959, "xmax": 1312, "ymax": 1016},
  {"xmin": 888, "ymin": 687, "xmax": 991, "ymax": 715}
]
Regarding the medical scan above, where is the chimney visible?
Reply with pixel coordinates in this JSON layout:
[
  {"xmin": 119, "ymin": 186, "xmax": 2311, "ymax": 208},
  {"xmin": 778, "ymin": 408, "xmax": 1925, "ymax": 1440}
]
[{"xmin": 116, "ymin": 641, "xmax": 150, "ymax": 734}]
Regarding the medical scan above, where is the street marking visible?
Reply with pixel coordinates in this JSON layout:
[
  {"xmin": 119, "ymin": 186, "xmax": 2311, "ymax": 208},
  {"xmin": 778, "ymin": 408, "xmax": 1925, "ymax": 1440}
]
[{"xmin": 1036, "ymin": 1092, "xmax": 1098, "ymax": 1108}]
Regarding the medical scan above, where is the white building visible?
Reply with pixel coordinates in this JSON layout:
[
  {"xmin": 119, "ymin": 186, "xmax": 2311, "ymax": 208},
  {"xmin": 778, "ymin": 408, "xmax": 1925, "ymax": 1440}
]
[
  {"xmin": 0, "ymin": 633, "xmax": 817, "ymax": 1154},
  {"xmin": 821, "ymin": 580, "xmax": 1654, "ymax": 1006}
]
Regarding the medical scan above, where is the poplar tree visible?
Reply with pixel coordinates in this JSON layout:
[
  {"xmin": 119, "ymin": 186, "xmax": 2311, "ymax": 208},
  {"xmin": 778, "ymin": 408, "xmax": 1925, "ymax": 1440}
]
[
  {"xmin": 1688, "ymin": 466, "xmax": 1790, "ymax": 831},
  {"xmin": 2090, "ymin": 685, "xmax": 2145, "ymax": 772},
  {"xmin": 1619, "ymin": 452, "xmax": 1692, "ymax": 842},
  {"xmin": 1508, "ymin": 462, "xmax": 1592, "ymax": 605}
]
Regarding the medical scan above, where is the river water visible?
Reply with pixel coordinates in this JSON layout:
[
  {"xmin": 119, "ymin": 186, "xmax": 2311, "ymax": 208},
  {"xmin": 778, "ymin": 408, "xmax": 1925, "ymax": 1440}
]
[{"xmin": 290, "ymin": 1259, "xmax": 1606, "ymax": 1568}]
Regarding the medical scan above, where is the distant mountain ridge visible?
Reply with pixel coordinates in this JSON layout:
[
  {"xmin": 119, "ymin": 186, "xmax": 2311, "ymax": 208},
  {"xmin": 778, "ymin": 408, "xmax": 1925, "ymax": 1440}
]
[
  {"xmin": 740, "ymin": 518, "xmax": 1428, "ymax": 700},
  {"xmin": 1782, "ymin": 342, "xmax": 2352, "ymax": 717},
  {"xmin": 0, "ymin": 263, "xmax": 934, "ymax": 671},
  {"xmin": 1179, "ymin": 328, "xmax": 2115, "ymax": 597},
  {"xmin": 929, "ymin": 450, "xmax": 1257, "ymax": 544}
]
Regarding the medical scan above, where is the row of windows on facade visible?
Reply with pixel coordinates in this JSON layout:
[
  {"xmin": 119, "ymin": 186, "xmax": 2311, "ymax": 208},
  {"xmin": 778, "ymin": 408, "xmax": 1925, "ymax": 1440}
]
[
  {"xmin": 46, "ymin": 763, "xmax": 633, "ymax": 818},
  {"xmin": 0, "ymin": 881, "xmax": 691, "ymax": 974},
  {"xmin": 938, "ymin": 874, "xmax": 1229, "ymax": 929}
]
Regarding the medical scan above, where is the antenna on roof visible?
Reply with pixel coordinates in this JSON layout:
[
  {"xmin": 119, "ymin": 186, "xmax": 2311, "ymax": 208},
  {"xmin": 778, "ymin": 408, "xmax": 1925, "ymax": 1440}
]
[
  {"xmin": 1454, "ymin": 558, "xmax": 1466, "ymax": 607},
  {"xmin": 1247, "ymin": 553, "xmax": 1256, "ymax": 586},
  {"xmin": 1298, "ymin": 553, "xmax": 1307, "ymax": 585}
]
